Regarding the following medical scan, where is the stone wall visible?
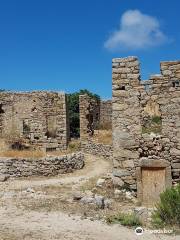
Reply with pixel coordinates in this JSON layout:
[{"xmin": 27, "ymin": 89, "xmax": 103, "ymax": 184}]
[
  {"xmin": 112, "ymin": 57, "xmax": 180, "ymax": 191},
  {"xmin": 79, "ymin": 95, "xmax": 112, "ymax": 140},
  {"xmin": 79, "ymin": 94, "xmax": 100, "ymax": 139},
  {"xmin": 81, "ymin": 140, "xmax": 112, "ymax": 160},
  {"xmin": 99, "ymin": 100, "xmax": 112, "ymax": 129},
  {"xmin": 0, "ymin": 152, "xmax": 84, "ymax": 178},
  {"xmin": 0, "ymin": 91, "xmax": 69, "ymax": 151}
]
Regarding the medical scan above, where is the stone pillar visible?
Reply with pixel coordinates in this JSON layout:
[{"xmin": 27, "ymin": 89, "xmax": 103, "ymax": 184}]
[
  {"xmin": 112, "ymin": 57, "xmax": 141, "ymax": 190},
  {"xmin": 79, "ymin": 94, "xmax": 100, "ymax": 140}
]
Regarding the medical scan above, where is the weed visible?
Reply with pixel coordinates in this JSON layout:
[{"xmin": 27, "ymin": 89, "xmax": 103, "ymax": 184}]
[{"xmin": 106, "ymin": 212, "xmax": 141, "ymax": 227}]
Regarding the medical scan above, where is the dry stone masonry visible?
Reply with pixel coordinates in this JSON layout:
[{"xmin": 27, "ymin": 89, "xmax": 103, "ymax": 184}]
[
  {"xmin": 1, "ymin": 57, "xmax": 179, "ymax": 207},
  {"xmin": 112, "ymin": 57, "xmax": 180, "ymax": 203},
  {"xmin": 81, "ymin": 140, "xmax": 112, "ymax": 160},
  {"xmin": 79, "ymin": 95, "xmax": 112, "ymax": 139},
  {"xmin": 79, "ymin": 94, "xmax": 100, "ymax": 139},
  {"xmin": 99, "ymin": 100, "xmax": 112, "ymax": 129},
  {"xmin": 79, "ymin": 95, "xmax": 112, "ymax": 160},
  {"xmin": 0, "ymin": 152, "xmax": 84, "ymax": 178},
  {"xmin": 0, "ymin": 91, "xmax": 69, "ymax": 151}
]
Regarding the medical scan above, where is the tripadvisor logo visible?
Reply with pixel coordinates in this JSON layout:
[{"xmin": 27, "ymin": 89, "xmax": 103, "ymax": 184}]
[
  {"xmin": 135, "ymin": 227, "xmax": 144, "ymax": 236},
  {"xmin": 135, "ymin": 227, "xmax": 173, "ymax": 235}
]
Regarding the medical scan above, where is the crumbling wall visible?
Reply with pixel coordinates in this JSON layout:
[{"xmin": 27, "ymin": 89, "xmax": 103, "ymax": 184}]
[
  {"xmin": 79, "ymin": 94, "xmax": 100, "ymax": 139},
  {"xmin": 112, "ymin": 57, "xmax": 180, "ymax": 191},
  {"xmin": 0, "ymin": 91, "xmax": 69, "ymax": 151},
  {"xmin": 99, "ymin": 100, "xmax": 112, "ymax": 129}
]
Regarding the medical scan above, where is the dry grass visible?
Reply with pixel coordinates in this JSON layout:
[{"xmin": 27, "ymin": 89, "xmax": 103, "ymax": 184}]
[
  {"xmin": 0, "ymin": 139, "xmax": 81, "ymax": 159},
  {"xmin": 0, "ymin": 149, "xmax": 46, "ymax": 159},
  {"xmin": 92, "ymin": 130, "xmax": 112, "ymax": 145},
  {"xmin": 0, "ymin": 139, "xmax": 9, "ymax": 152},
  {"xmin": 47, "ymin": 139, "xmax": 81, "ymax": 156}
]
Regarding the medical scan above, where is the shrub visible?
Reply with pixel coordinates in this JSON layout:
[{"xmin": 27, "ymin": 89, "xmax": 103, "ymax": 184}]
[
  {"xmin": 68, "ymin": 140, "xmax": 81, "ymax": 152},
  {"xmin": 142, "ymin": 115, "xmax": 162, "ymax": 134},
  {"xmin": 152, "ymin": 184, "xmax": 180, "ymax": 228},
  {"xmin": 106, "ymin": 212, "xmax": 141, "ymax": 227},
  {"xmin": 151, "ymin": 116, "xmax": 162, "ymax": 124}
]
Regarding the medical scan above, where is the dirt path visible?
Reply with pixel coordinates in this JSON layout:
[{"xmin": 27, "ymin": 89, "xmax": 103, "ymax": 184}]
[
  {"xmin": 0, "ymin": 206, "xmax": 177, "ymax": 240},
  {"xmin": 0, "ymin": 154, "xmax": 178, "ymax": 240},
  {"xmin": 1, "ymin": 154, "xmax": 111, "ymax": 191}
]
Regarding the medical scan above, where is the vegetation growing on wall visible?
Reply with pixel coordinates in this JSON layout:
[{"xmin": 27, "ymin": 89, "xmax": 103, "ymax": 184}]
[
  {"xmin": 67, "ymin": 89, "xmax": 100, "ymax": 138},
  {"xmin": 142, "ymin": 115, "xmax": 162, "ymax": 134}
]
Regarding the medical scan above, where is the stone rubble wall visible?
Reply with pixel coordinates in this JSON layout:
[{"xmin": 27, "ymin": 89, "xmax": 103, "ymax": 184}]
[
  {"xmin": 112, "ymin": 57, "xmax": 180, "ymax": 190},
  {"xmin": 0, "ymin": 91, "xmax": 69, "ymax": 151},
  {"xmin": 81, "ymin": 140, "xmax": 112, "ymax": 160},
  {"xmin": 0, "ymin": 152, "xmax": 84, "ymax": 178}
]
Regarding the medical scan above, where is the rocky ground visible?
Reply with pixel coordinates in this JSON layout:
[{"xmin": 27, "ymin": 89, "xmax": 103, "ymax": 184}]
[{"xmin": 0, "ymin": 154, "xmax": 178, "ymax": 240}]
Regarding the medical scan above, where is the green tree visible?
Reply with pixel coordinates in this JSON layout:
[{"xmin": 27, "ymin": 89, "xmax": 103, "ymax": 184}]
[{"xmin": 67, "ymin": 89, "xmax": 100, "ymax": 138}]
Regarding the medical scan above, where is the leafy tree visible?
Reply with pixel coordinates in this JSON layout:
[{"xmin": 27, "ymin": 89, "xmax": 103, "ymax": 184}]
[{"xmin": 67, "ymin": 89, "xmax": 100, "ymax": 138}]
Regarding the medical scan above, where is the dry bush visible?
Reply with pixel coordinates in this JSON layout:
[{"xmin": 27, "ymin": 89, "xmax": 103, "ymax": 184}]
[
  {"xmin": 68, "ymin": 139, "xmax": 81, "ymax": 152},
  {"xmin": 92, "ymin": 130, "xmax": 112, "ymax": 145},
  {"xmin": 0, "ymin": 139, "xmax": 9, "ymax": 153}
]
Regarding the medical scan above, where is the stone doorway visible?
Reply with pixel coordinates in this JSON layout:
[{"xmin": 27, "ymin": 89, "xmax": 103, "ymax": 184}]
[{"xmin": 137, "ymin": 159, "xmax": 172, "ymax": 207}]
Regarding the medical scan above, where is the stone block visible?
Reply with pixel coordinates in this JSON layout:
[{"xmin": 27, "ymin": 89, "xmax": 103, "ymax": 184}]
[{"xmin": 113, "ymin": 169, "xmax": 131, "ymax": 177}]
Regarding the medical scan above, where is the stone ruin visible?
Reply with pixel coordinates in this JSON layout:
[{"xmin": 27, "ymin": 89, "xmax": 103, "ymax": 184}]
[
  {"xmin": 0, "ymin": 90, "xmax": 112, "ymax": 152},
  {"xmin": 79, "ymin": 94, "xmax": 100, "ymax": 139},
  {"xmin": 1, "ymin": 56, "xmax": 180, "ymax": 206},
  {"xmin": 99, "ymin": 100, "xmax": 112, "ymax": 129},
  {"xmin": 112, "ymin": 56, "xmax": 180, "ymax": 206},
  {"xmin": 0, "ymin": 91, "xmax": 69, "ymax": 151},
  {"xmin": 79, "ymin": 94, "xmax": 112, "ymax": 139}
]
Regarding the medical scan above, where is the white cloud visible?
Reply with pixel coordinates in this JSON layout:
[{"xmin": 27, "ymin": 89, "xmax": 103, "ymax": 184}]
[{"xmin": 104, "ymin": 10, "xmax": 168, "ymax": 51}]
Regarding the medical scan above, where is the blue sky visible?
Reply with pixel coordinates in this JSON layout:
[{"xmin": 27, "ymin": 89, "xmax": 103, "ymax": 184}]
[{"xmin": 0, "ymin": 0, "xmax": 180, "ymax": 98}]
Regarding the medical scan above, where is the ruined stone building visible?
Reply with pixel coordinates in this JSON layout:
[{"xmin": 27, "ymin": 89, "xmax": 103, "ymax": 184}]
[
  {"xmin": 0, "ymin": 91, "xmax": 69, "ymax": 151},
  {"xmin": 1, "ymin": 56, "xmax": 180, "ymax": 207},
  {"xmin": 112, "ymin": 56, "xmax": 180, "ymax": 205},
  {"xmin": 79, "ymin": 94, "xmax": 112, "ymax": 139},
  {"xmin": 0, "ymin": 90, "xmax": 112, "ymax": 152}
]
